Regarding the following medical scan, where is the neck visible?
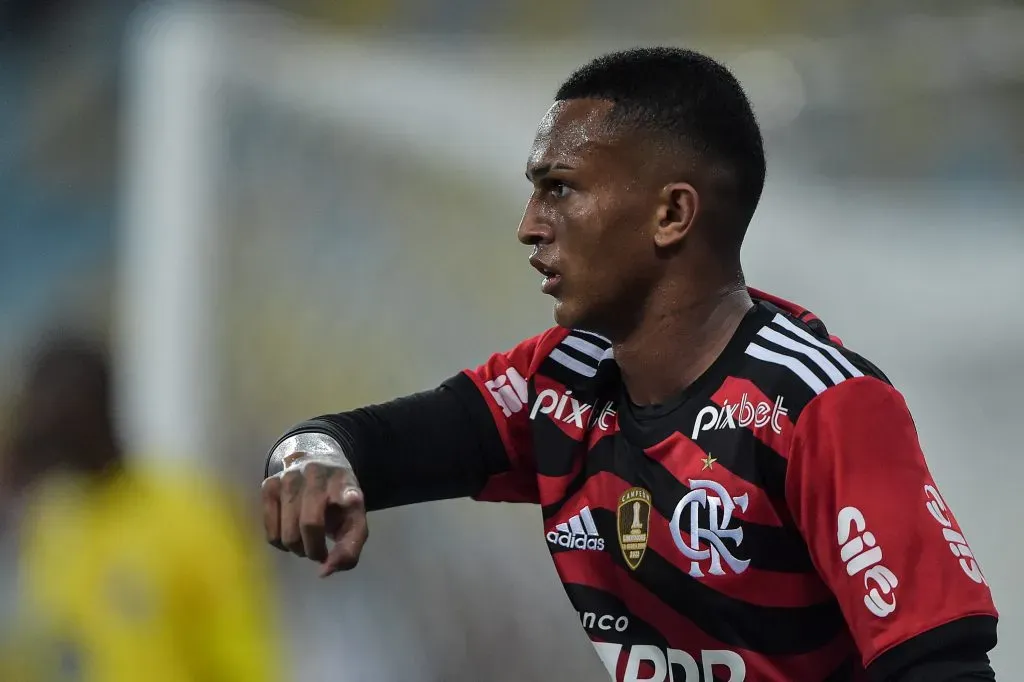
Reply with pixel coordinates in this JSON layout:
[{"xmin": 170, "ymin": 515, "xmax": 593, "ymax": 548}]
[{"xmin": 612, "ymin": 277, "xmax": 752, "ymax": 406}]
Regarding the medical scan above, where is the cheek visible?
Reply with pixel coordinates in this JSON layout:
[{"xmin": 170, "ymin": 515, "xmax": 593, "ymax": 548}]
[{"xmin": 560, "ymin": 195, "xmax": 651, "ymax": 274}]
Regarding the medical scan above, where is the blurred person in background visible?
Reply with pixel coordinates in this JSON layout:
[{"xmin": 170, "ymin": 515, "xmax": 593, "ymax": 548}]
[
  {"xmin": 261, "ymin": 48, "xmax": 998, "ymax": 681},
  {"xmin": 0, "ymin": 334, "xmax": 279, "ymax": 682}
]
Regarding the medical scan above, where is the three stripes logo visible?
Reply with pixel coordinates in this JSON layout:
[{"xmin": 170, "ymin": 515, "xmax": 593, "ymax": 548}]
[
  {"xmin": 549, "ymin": 330, "xmax": 614, "ymax": 379},
  {"xmin": 547, "ymin": 506, "xmax": 606, "ymax": 551},
  {"xmin": 745, "ymin": 313, "xmax": 863, "ymax": 396}
]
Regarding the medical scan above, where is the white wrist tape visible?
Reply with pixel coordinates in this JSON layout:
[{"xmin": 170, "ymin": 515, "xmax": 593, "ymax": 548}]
[{"xmin": 269, "ymin": 432, "xmax": 353, "ymax": 477}]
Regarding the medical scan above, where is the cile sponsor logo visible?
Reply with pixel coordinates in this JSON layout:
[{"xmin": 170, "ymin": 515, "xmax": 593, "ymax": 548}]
[
  {"xmin": 592, "ymin": 643, "xmax": 746, "ymax": 682},
  {"xmin": 837, "ymin": 506, "xmax": 899, "ymax": 618},
  {"xmin": 691, "ymin": 394, "xmax": 788, "ymax": 441},
  {"xmin": 484, "ymin": 367, "xmax": 529, "ymax": 417},
  {"xmin": 923, "ymin": 485, "xmax": 987, "ymax": 585}
]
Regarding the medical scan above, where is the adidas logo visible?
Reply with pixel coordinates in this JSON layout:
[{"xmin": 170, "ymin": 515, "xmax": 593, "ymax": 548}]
[{"xmin": 546, "ymin": 506, "xmax": 606, "ymax": 551}]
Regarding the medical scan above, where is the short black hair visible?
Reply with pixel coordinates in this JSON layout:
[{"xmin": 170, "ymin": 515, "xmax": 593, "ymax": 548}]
[{"xmin": 556, "ymin": 47, "xmax": 766, "ymax": 232}]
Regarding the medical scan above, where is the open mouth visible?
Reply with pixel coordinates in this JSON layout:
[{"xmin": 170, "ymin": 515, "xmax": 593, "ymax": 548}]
[
  {"xmin": 540, "ymin": 272, "xmax": 562, "ymax": 294},
  {"xmin": 530, "ymin": 257, "xmax": 562, "ymax": 294}
]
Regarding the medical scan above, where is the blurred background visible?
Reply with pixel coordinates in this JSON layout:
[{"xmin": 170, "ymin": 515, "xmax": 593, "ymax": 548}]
[{"xmin": 0, "ymin": 0, "xmax": 1021, "ymax": 679}]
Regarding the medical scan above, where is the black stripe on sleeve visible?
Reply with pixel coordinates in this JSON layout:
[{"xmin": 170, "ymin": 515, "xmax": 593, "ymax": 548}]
[
  {"xmin": 264, "ymin": 372, "xmax": 511, "ymax": 511},
  {"xmin": 867, "ymin": 615, "xmax": 998, "ymax": 682}
]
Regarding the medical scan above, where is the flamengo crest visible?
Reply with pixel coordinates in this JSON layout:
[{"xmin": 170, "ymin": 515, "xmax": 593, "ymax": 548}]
[
  {"xmin": 670, "ymin": 479, "xmax": 750, "ymax": 578},
  {"xmin": 617, "ymin": 487, "xmax": 652, "ymax": 570}
]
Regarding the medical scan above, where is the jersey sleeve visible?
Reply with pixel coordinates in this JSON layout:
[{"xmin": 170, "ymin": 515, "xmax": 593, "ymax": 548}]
[
  {"xmin": 785, "ymin": 376, "xmax": 998, "ymax": 670},
  {"xmin": 443, "ymin": 326, "xmax": 569, "ymax": 504}
]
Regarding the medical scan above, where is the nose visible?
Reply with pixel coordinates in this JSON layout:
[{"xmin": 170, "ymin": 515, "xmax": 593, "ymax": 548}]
[{"xmin": 517, "ymin": 198, "xmax": 553, "ymax": 246}]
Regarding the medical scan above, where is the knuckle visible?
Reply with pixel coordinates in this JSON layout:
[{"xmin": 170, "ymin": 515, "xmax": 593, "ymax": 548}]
[
  {"xmin": 303, "ymin": 461, "xmax": 325, "ymax": 478},
  {"xmin": 282, "ymin": 469, "xmax": 304, "ymax": 491},
  {"xmin": 339, "ymin": 487, "xmax": 365, "ymax": 508},
  {"xmin": 260, "ymin": 477, "xmax": 281, "ymax": 497}
]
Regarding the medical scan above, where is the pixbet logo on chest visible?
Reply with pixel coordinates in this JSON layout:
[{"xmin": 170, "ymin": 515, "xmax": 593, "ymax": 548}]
[
  {"xmin": 691, "ymin": 394, "xmax": 787, "ymax": 440},
  {"xmin": 530, "ymin": 388, "xmax": 615, "ymax": 430}
]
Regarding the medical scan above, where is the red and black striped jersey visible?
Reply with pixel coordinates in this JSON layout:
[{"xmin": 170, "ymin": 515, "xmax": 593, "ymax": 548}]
[{"xmin": 447, "ymin": 294, "xmax": 998, "ymax": 682}]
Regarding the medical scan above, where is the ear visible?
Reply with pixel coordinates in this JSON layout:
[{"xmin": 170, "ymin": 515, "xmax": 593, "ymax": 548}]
[{"xmin": 654, "ymin": 182, "xmax": 699, "ymax": 249}]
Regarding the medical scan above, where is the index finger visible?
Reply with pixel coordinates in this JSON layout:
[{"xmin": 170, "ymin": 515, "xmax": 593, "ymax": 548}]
[{"xmin": 320, "ymin": 487, "xmax": 368, "ymax": 578}]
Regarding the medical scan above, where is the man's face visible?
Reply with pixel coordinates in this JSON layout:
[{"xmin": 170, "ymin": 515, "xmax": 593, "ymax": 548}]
[{"xmin": 519, "ymin": 99, "xmax": 663, "ymax": 334}]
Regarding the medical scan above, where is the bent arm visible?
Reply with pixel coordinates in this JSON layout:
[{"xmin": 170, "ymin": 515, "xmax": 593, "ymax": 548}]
[{"xmin": 265, "ymin": 373, "xmax": 510, "ymax": 510}]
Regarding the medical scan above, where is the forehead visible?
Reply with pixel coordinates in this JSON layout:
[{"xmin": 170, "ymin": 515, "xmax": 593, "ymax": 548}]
[{"xmin": 527, "ymin": 98, "xmax": 621, "ymax": 168}]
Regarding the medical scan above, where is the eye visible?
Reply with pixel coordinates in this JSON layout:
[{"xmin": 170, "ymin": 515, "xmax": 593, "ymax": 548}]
[{"xmin": 546, "ymin": 180, "xmax": 572, "ymax": 199}]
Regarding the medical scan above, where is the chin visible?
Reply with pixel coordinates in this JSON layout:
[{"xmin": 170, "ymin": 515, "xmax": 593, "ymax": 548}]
[
  {"xmin": 552, "ymin": 295, "xmax": 624, "ymax": 339},
  {"xmin": 552, "ymin": 298, "xmax": 594, "ymax": 331},
  {"xmin": 551, "ymin": 299, "xmax": 578, "ymax": 329}
]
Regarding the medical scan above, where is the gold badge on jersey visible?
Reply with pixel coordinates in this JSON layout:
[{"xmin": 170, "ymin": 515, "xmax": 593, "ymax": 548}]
[{"xmin": 617, "ymin": 487, "xmax": 652, "ymax": 570}]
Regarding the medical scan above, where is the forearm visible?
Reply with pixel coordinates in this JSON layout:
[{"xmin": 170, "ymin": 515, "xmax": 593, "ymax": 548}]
[
  {"xmin": 871, "ymin": 617, "xmax": 998, "ymax": 682},
  {"xmin": 889, "ymin": 656, "xmax": 995, "ymax": 682},
  {"xmin": 264, "ymin": 372, "xmax": 508, "ymax": 510}
]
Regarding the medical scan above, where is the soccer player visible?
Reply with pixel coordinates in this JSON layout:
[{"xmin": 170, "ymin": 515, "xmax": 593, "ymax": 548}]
[
  {"xmin": 261, "ymin": 48, "xmax": 998, "ymax": 681},
  {"xmin": 0, "ymin": 337, "xmax": 279, "ymax": 682}
]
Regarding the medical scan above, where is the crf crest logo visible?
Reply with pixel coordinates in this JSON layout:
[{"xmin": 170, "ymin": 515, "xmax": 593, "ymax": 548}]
[{"xmin": 670, "ymin": 480, "xmax": 750, "ymax": 578}]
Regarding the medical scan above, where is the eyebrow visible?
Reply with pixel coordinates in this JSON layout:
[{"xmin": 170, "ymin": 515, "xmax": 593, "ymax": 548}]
[{"xmin": 525, "ymin": 162, "xmax": 575, "ymax": 182}]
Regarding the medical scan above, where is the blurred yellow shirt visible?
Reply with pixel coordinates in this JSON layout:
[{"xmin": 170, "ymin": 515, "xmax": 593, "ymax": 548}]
[{"xmin": 5, "ymin": 465, "xmax": 278, "ymax": 682}]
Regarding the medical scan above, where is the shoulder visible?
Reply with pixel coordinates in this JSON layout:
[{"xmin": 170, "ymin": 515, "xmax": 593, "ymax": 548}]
[
  {"xmin": 478, "ymin": 326, "xmax": 614, "ymax": 383},
  {"xmin": 538, "ymin": 328, "xmax": 614, "ymax": 382},
  {"xmin": 739, "ymin": 306, "xmax": 894, "ymax": 424}
]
